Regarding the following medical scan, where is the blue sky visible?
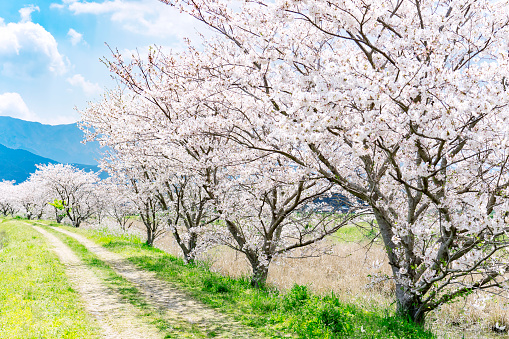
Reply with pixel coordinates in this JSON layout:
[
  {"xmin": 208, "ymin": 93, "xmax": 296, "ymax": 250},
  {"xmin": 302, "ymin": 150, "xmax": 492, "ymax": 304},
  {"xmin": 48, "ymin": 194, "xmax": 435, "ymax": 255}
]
[{"xmin": 0, "ymin": 0, "xmax": 202, "ymax": 124}]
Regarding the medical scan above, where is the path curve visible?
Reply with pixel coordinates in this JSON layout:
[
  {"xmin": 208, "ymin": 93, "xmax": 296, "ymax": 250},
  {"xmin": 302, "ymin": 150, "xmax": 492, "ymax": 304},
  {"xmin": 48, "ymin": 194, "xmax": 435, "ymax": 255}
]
[
  {"xmin": 31, "ymin": 224, "xmax": 164, "ymax": 339},
  {"xmin": 52, "ymin": 226, "xmax": 265, "ymax": 339}
]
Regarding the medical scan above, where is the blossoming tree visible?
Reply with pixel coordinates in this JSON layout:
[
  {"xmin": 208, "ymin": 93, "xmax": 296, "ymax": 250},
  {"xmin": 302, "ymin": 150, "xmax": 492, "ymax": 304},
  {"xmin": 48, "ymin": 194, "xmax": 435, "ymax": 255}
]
[
  {"xmin": 30, "ymin": 164, "xmax": 100, "ymax": 227},
  {"xmin": 159, "ymin": 0, "xmax": 509, "ymax": 323},
  {"xmin": 82, "ymin": 47, "xmax": 369, "ymax": 285},
  {"xmin": 0, "ymin": 181, "xmax": 18, "ymax": 216},
  {"xmin": 16, "ymin": 180, "xmax": 49, "ymax": 220}
]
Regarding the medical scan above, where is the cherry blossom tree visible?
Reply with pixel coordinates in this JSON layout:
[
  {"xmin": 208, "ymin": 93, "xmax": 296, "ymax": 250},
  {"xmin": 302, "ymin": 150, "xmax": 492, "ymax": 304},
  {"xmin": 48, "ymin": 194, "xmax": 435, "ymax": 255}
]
[
  {"xmin": 16, "ymin": 180, "xmax": 48, "ymax": 220},
  {"xmin": 97, "ymin": 150, "xmax": 168, "ymax": 246},
  {"xmin": 154, "ymin": 172, "xmax": 219, "ymax": 263},
  {"xmin": 82, "ymin": 46, "xmax": 370, "ymax": 285},
  {"xmin": 212, "ymin": 156, "xmax": 366, "ymax": 287},
  {"xmin": 128, "ymin": 174, "xmax": 166, "ymax": 246},
  {"xmin": 30, "ymin": 164, "xmax": 100, "ymax": 228},
  {"xmin": 0, "ymin": 181, "xmax": 17, "ymax": 216},
  {"xmin": 91, "ymin": 181, "xmax": 113, "ymax": 225},
  {"xmin": 155, "ymin": 0, "xmax": 509, "ymax": 323},
  {"xmin": 81, "ymin": 93, "xmax": 219, "ymax": 256},
  {"xmin": 102, "ymin": 179, "xmax": 136, "ymax": 231}
]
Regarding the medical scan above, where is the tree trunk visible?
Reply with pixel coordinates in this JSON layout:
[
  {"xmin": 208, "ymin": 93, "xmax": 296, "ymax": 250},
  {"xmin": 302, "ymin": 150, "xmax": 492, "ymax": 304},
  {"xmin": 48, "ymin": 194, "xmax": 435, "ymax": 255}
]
[
  {"xmin": 54, "ymin": 208, "xmax": 63, "ymax": 223},
  {"xmin": 146, "ymin": 227, "xmax": 154, "ymax": 246},
  {"xmin": 247, "ymin": 254, "xmax": 270, "ymax": 288},
  {"xmin": 373, "ymin": 209, "xmax": 426, "ymax": 325},
  {"xmin": 395, "ymin": 286, "xmax": 426, "ymax": 325},
  {"xmin": 251, "ymin": 264, "xmax": 269, "ymax": 288}
]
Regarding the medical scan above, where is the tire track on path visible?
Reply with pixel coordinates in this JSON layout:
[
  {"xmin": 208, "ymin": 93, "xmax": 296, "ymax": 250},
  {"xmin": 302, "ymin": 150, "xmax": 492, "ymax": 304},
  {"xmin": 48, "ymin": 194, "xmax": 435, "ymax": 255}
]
[
  {"xmin": 51, "ymin": 226, "xmax": 266, "ymax": 339},
  {"xmin": 31, "ymin": 224, "xmax": 164, "ymax": 339}
]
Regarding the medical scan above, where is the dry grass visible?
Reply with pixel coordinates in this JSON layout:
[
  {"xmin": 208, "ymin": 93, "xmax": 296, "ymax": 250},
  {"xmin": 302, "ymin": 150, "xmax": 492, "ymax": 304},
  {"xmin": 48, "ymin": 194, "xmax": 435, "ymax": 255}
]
[{"xmin": 153, "ymin": 229, "xmax": 395, "ymax": 311}]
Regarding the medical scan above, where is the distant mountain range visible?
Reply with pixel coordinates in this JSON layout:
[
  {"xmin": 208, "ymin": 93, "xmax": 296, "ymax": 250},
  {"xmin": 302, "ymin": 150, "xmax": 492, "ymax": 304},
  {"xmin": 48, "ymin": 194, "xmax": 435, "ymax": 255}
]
[
  {"xmin": 0, "ymin": 116, "xmax": 102, "ymax": 165},
  {"xmin": 0, "ymin": 117, "xmax": 106, "ymax": 183},
  {"xmin": 0, "ymin": 144, "xmax": 58, "ymax": 183},
  {"xmin": 0, "ymin": 144, "xmax": 105, "ymax": 183}
]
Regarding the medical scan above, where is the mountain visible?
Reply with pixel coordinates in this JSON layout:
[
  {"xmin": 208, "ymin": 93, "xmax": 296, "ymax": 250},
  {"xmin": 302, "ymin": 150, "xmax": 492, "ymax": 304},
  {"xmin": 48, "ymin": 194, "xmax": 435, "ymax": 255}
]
[
  {"xmin": 0, "ymin": 144, "xmax": 57, "ymax": 183},
  {"xmin": 0, "ymin": 144, "xmax": 104, "ymax": 183},
  {"xmin": 0, "ymin": 116, "xmax": 101, "ymax": 165}
]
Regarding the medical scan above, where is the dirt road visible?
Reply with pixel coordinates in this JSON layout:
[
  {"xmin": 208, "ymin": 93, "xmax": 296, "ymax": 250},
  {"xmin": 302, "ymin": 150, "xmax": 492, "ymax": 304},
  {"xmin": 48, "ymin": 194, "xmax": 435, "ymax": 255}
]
[
  {"xmin": 35, "ymin": 224, "xmax": 265, "ymax": 338},
  {"xmin": 31, "ymin": 225, "xmax": 164, "ymax": 339}
]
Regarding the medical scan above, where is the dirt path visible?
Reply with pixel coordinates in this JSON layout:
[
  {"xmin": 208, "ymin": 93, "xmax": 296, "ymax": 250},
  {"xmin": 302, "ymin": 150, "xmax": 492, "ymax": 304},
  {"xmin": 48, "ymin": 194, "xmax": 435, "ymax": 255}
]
[
  {"xmin": 31, "ymin": 225, "xmax": 164, "ymax": 339},
  {"xmin": 51, "ymin": 226, "xmax": 266, "ymax": 339}
]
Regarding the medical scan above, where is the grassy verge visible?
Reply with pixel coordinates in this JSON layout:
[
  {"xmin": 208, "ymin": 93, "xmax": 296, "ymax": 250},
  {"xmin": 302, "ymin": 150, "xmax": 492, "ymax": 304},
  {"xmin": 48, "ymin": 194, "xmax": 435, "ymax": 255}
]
[
  {"xmin": 49, "ymin": 222, "xmax": 433, "ymax": 339},
  {"xmin": 0, "ymin": 219, "xmax": 100, "ymax": 339},
  {"xmin": 38, "ymin": 223, "xmax": 214, "ymax": 339}
]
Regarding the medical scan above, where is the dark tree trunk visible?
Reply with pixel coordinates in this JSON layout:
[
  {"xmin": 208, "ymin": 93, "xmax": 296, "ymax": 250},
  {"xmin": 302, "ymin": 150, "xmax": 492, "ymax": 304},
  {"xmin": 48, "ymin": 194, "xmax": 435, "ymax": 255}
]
[
  {"xmin": 146, "ymin": 227, "xmax": 154, "ymax": 246},
  {"xmin": 250, "ymin": 264, "xmax": 269, "ymax": 288},
  {"xmin": 173, "ymin": 230, "xmax": 197, "ymax": 263},
  {"xmin": 54, "ymin": 207, "xmax": 63, "ymax": 223},
  {"xmin": 70, "ymin": 213, "xmax": 81, "ymax": 228}
]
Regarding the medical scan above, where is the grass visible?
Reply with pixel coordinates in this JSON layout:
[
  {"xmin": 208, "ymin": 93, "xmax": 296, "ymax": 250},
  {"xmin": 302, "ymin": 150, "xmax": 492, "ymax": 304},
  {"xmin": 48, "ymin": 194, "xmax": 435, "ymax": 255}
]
[
  {"xmin": 37, "ymin": 223, "xmax": 215, "ymax": 339},
  {"xmin": 333, "ymin": 223, "xmax": 379, "ymax": 243},
  {"xmin": 51, "ymin": 222, "xmax": 434, "ymax": 339},
  {"xmin": 0, "ymin": 219, "xmax": 100, "ymax": 339}
]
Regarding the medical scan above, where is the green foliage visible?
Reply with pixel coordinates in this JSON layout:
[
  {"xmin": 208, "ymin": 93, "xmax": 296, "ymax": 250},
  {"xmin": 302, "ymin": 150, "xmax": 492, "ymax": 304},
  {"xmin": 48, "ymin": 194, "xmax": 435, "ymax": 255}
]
[
  {"xmin": 68, "ymin": 226, "xmax": 435, "ymax": 339},
  {"xmin": 281, "ymin": 284, "xmax": 309, "ymax": 310},
  {"xmin": 0, "ymin": 220, "xmax": 99, "ymax": 338},
  {"xmin": 48, "ymin": 199, "xmax": 65, "ymax": 210},
  {"xmin": 48, "ymin": 199, "xmax": 69, "ymax": 216},
  {"xmin": 203, "ymin": 276, "xmax": 231, "ymax": 293}
]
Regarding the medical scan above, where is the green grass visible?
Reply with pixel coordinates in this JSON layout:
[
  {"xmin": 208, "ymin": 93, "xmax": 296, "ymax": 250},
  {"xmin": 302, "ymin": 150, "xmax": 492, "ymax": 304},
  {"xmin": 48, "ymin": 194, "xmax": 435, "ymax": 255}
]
[
  {"xmin": 51, "ymin": 222, "xmax": 434, "ymax": 339},
  {"xmin": 333, "ymin": 223, "xmax": 379, "ymax": 243},
  {"xmin": 0, "ymin": 219, "xmax": 100, "ymax": 339},
  {"xmin": 38, "ymin": 223, "xmax": 215, "ymax": 339}
]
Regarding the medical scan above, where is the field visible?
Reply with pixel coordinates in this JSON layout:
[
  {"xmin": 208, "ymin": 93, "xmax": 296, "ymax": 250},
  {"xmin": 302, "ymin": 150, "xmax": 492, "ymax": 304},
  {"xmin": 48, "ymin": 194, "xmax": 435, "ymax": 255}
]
[{"xmin": 3, "ymin": 216, "xmax": 508, "ymax": 338}]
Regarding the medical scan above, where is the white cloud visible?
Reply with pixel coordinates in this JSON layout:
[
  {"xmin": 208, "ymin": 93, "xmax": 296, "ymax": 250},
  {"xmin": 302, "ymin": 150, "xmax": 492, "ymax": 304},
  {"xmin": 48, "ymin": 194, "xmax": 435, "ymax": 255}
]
[
  {"xmin": 0, "ymin": 10, "xmax": 68, "ymax": 75},
  {"xmin": 19, "ymin": 5, "xmax": 40, "ymax": 23},
  {"xmin": 57, "ymin": 0, "xmax": 200, "ymax": 38},
  {"xmin": 67, "ymin": 28, "xmax": 83, "ymax": 45},
  {"xmin": 67, "ymin": 74, "xmax": 102, "ymax": 96},
  {"xmin": 0, "ymin": 93, "xmax": 38, "ymax": 121},
  {"xmin": 50, "ymin": 3, "xmax": 65, "ymax": 10},
  {"xmin": 0, "ymin": 92, "xmax": 76, "ymax": 125}
]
